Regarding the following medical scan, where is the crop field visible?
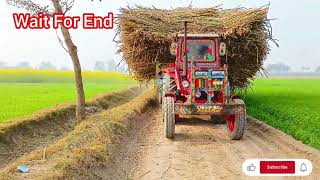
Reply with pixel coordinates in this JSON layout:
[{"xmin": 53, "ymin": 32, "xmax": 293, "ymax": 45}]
[
  {"xmin": 0, "ymin": 69, "xmax": 136, "ymax": 122},
  {"xmin": 243, "ymin": 78, "xmax": 320, "ymax": 149}
]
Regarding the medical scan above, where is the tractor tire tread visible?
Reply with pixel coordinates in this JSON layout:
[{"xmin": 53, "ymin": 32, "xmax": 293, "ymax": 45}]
[
  {"xmin": 164, "ymin": 96, "xmax": 175, "ymax": 138},
  {"xmin": 228, "ymin": 99, "xmax": 246, "ymax": 140}
]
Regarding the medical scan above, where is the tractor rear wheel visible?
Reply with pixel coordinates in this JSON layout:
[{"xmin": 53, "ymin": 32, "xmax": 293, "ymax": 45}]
[
  {"xmin": 210, "ymin": 115, "xmax": 226, "ymax": 124},
  {"xmin": 225, "ymin": 99, "xmax": 246, "ymax": 140},
  {"xmin": 163, "ymin": 96, "xmax": 175, "ymax": 138}
]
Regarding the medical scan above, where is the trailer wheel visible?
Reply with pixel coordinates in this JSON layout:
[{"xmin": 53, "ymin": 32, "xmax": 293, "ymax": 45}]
[
  {"xmin": 210, "ymin": 115, "xmax": 226, "ymax": 124},
  {"xmin": 225, "ymin": 99, "xmax": 246, "ymax": 140},
  {"xmin": 163, "ymin": 96, "xmax": 175, "ymax": 138}
]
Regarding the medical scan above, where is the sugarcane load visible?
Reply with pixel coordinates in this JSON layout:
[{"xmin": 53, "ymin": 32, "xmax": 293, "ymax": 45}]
[{"xmin": 116, "ymin": 6, "xmax": 274, "ymax": 139}]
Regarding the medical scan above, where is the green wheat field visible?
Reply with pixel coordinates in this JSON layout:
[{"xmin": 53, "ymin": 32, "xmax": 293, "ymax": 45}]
[
  {"xmin": 0, "ymin": 69, "xmax": 136, "ymax": 122},
  {"xmin": 243, "ymin": 78, "xmax": 320, "ymax": 149}
]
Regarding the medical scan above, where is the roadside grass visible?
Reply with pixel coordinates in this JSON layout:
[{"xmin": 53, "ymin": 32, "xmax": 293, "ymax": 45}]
[
  {"xmin": 0, "ymin": 69, "xmax": 136, "ymax": 122},
  {"xmin": 243, "ymin": 78, "xmax": 320, "ymax": 149}
]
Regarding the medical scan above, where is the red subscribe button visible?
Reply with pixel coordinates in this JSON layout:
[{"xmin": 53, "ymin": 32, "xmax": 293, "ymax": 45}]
[{"xmin": 260, "ymin": 161, "xmax": 295, "ymax": 174}]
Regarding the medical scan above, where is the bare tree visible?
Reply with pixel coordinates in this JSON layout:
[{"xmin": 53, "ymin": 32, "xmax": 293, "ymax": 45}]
[
  {"xmin": 7, "ymin": 0, "xmax": 86, "ymax": 121},
  {"xmin": 52, "ymin": 0, "xmax": 85, "ymax": 121}
]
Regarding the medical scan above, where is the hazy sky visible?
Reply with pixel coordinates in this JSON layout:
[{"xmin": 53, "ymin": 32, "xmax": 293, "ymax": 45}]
[{"xmin": 0, "ymin": 0, "xmax": 319, "ymax": 71}]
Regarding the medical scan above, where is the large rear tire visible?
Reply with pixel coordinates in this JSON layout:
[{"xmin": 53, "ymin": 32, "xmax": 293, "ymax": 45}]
[
  {"xmin": 225, "ymin": 99, "xmax": 246, "ymax": 140},
  {"xmin": 163, "ymin": 96, "xmax": 175, "ymax": 138}
]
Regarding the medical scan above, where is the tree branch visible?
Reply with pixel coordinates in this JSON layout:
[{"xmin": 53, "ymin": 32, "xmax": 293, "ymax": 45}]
[
  {"xmin": 55, "ymin": 29, "xmax": 70, "ymax": 54},
  {"xmin": 6, "ymin": 0, "xmax": 53, "ymax": 15},
  {"xmin": 63, "ymin": 0, "xmax": 75, "ymax": 14}
]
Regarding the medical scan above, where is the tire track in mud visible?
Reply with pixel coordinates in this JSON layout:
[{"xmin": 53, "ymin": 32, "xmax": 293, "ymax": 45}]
[{"xmin": 100, "ymin": 109, "xmax": 320, "ymax": 180}]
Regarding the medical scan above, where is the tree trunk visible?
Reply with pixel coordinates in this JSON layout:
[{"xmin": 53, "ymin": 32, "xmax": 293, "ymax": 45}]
[{"xmin": 52, "ymin": 0, "xmax": 86, "ymax": 121}]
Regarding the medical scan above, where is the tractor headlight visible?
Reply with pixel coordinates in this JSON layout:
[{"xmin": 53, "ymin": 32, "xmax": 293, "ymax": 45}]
[{"xmin": 182, "ymin": 80, "xmax": 189, "ymax": 88}]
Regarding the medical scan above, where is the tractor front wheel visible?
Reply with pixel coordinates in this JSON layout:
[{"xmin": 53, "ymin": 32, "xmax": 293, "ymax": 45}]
[
  {"xmin": 225, "ymin": 99, "xmax": 246, "ymax": 140},
  {"xmin": 163, "ymin": 96, "xmax": 175, "ymax": 138}
]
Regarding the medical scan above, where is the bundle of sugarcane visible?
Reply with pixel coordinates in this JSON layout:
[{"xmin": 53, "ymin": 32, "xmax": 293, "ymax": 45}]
[{"xmin": 115, "ymin": 6, "xmax": 275, "ymax": 89}]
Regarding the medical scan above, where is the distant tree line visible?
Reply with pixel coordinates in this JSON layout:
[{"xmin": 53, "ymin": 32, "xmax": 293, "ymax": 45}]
[
  {"xmin": 2, "ymin": 60, "xmax": 320, "ymax": 73},
  {"xmin": 0, "ymin": 61, "xmax": 57, "ymax": 70},
  {"xmin": 0, "ymin": 60, "xmax": 127, "ymax": 72},
  {"xmin": 94, "ymin": 60, "xmax": 127, "ymax": 73},
  {"xmin": 0, "ymin": 61, "xmax": 8, "ymax": 68},
  {"xmin": 266, "ymin": 63, "xmax": 290, "ymax": 73},
  {"xmin": 266, "ymin": 63, "xmax": 320, "ymax": 73},
  {"xmin": 94, "ymin": 60, "xmax": 117, "ymax": 71}
]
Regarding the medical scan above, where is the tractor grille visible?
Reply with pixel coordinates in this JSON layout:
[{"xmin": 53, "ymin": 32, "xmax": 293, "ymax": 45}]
[
  {"xmin": 193, "ymin": 70, "xmax": 225, "ymax": 104},
  {"xmin": 195, "ymin": 78, "xmax": 207, "ymax": 101}
]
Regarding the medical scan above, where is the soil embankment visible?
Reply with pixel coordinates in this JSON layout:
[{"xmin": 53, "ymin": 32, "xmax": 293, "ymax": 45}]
[{"xmin": 0, "ymin": 86, "xmax": 143, "ymax": 169}]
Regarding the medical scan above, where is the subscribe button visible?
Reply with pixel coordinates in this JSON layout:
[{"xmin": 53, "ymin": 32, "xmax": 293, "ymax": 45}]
[{"xmin": 243, "ymin": 159, "xmax": 312, "ymax": 176}]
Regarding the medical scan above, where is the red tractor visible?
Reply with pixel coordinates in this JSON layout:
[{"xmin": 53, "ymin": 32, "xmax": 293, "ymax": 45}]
[{"xmin": 157, "ymin": 22, "xmax": 246, "ymax": 139}]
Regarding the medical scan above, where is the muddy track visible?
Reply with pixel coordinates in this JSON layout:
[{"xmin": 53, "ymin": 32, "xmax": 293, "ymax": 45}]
[
  {"xmin": 0, "ymin": 87, "xmax": 143, "ymax": 169},
  {"xmin": 99, "ymin": 108, "xmax": 320, "ymax": 180}
]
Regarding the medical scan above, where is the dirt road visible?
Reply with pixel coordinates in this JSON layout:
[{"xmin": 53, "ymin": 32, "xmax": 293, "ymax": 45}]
[{"xmin": 95, "ymin": 108, "xmax": 320, "ymax": 180}]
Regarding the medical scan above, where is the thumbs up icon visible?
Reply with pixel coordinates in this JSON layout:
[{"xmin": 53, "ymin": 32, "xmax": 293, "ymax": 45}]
[
  {"xmin": 247, "ymin": 164, "xmax": 256, "ymax": 172},
  {"xmin": 300, "ymin": 163, "xmax": 307, "ymax": 172}
]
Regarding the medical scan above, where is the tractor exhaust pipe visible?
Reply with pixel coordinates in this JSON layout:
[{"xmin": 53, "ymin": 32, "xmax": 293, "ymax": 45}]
[{"xmin": 183, "ymin": 21, "xmax": 188, "ymax": 78}]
